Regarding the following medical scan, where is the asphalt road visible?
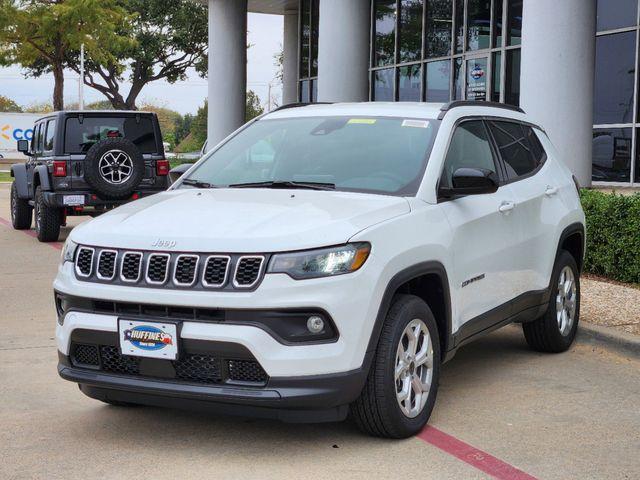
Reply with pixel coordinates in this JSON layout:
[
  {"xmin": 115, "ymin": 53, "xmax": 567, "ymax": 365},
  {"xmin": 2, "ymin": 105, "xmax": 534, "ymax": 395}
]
[{"xmin": 0, "ymin": 183, "xmax": 638, "ymax": 480}]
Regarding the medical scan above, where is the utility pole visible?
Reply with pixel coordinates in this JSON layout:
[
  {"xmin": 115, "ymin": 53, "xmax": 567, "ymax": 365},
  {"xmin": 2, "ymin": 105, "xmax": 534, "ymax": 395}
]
[{"xmin": 78, "ymin": 43, "xmax": 85, "ymax": 110}]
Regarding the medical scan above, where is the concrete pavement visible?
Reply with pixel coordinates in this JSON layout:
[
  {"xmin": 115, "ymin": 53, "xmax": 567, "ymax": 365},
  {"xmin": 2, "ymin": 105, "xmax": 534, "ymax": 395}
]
[{"xmin": 0, "ymin": 183, "xmax": 638, "ymax": 480}]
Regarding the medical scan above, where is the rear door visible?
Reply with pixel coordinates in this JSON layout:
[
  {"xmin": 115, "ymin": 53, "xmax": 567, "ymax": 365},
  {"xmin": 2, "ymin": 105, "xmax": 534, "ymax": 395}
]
[
  {"xmin": 486, "ymin": 120, "xmax": 562, "ymax": 295},
  {"xmin": 439, "ymin": 119, "xmax": 520, "ymax": 335}
]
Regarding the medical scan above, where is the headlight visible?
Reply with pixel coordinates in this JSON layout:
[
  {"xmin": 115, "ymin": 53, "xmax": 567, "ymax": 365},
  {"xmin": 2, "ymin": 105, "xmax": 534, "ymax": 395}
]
[
  {"xmin": 61, "ymin": 238, "xmax": 78, "ymax": 264},
  {"xmin": 268, "ymin": 243, "xmax": 370, "ymax": 280}
]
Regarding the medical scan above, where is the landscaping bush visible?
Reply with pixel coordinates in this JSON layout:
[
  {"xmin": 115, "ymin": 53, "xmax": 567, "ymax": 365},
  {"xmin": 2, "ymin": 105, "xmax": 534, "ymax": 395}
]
[{"xmin": 580, "ymin": 189, "xmax": 640, "ymax": 283}]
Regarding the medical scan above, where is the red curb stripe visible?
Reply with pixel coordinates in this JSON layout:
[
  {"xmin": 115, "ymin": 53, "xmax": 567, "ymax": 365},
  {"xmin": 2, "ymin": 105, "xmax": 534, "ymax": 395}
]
[
  {"xmin": 0, "ymin": 216, "xmax": 63, "ymax": 250},
  {"xmin": 418, "ymin": 426, "xmax": 538, "ymax": 480}
]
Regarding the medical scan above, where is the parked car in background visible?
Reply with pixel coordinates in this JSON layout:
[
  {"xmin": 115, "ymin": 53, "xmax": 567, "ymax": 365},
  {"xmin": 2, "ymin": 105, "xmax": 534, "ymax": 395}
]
[
  {"xmin": 10, "ymin": 111, "xmax": 170, "ymax": 242},
  {"xmin": 55, "ymin": 101, "xmax": 585, "ymax": 438}
]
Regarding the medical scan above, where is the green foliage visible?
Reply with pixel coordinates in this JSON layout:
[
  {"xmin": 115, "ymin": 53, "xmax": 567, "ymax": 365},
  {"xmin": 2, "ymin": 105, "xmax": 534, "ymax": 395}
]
[
  {"xmin": 0, "ymin": 0, "xmax": 134, "ymax": 110},
  {"xmin": 246, "ymin": 90, "xmax": 265, "ymax": 122},
  {"xmin": 580, "ymin": 189, "xmax": 640, "ymax": 283},
  {"xmin": 0, "ymin": 95, "xmax": 22, "ymax": 112}
]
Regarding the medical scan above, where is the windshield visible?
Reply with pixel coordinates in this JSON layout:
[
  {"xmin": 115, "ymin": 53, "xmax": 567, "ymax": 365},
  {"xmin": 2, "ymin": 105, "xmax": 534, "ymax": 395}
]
[{"xmin": 180, "ymin": 115, "xmax": 439, "ymax": 196}]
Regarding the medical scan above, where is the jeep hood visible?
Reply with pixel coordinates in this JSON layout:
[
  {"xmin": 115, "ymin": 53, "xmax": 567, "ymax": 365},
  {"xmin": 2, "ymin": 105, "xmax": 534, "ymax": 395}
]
[{"xmin": 71, "ymin": 189, "xmax": 411, "ymax": 252}]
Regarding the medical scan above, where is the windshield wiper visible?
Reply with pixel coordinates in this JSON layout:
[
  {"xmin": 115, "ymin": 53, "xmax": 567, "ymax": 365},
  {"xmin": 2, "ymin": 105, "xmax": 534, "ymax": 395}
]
[
  {"xmin": 228, "ymin": 180, "xmax": 336, "ymax": 191},
  {"xmin": 181, "ymin": 178, "xmax": 215, "ymax": 189}
]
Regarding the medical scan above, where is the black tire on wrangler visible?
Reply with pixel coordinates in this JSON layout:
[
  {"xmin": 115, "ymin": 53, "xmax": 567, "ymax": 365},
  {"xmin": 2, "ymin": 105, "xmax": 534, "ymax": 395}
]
[
  {"xmin": 523, "ymin": 250, "xmax": 580, "ymax": 353},
  {"xmin": 10, "ymin": 181, "xmax": 32, "ymax": 230},
  {"xmin": 83, "ymin": 138, "xmax": 145, "ymax": 200},
  {"xmin": 351, "ymin": 294, "xmax": 441, "ymax": 439},
  {"xmin": 34, "ymin": 186, "xmax": 61, "ymax": 242}
]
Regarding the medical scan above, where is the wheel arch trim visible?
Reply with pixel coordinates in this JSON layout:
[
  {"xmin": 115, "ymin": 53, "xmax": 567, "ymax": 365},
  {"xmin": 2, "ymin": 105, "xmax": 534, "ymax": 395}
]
[{"xmin": 10, "ymin": 164, "xmax": 29, "ymax": 199}]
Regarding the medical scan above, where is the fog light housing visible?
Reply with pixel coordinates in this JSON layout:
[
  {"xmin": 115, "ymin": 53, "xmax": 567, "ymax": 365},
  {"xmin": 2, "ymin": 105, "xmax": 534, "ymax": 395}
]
[{"xmin": 307, "ymin": 315, "xmax": 325, "ymax": 334}]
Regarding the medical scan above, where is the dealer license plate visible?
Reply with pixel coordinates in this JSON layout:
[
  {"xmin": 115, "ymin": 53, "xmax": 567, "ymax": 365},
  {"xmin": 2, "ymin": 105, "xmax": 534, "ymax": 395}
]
[
  {"xmin": 63, "ymin": 195, "xmax": 85, "ymax": 206},
  {"xmin": 118, "ymin": 319, "xmax": 178, "ymax": 360}
]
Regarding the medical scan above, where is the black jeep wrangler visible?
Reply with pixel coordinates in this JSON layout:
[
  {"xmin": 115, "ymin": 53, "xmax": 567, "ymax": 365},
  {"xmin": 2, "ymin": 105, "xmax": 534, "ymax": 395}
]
[{"xmin": 10, "ymin": 111, "xmax": 170, "ymax": 242}]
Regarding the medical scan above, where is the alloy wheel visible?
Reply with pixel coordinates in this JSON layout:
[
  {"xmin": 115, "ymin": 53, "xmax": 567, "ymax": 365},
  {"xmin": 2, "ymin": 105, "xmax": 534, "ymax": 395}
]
[
  {"xmin": 395, "ymin": 318, "xmax": 434, "ymax": 418},
  {"xmin": 556, "ymin": 266, "xmax": 577, "ymax": 336},
  {"xmin": 98, "ymin": 150, "xmax": 133, "ymax": 185}
]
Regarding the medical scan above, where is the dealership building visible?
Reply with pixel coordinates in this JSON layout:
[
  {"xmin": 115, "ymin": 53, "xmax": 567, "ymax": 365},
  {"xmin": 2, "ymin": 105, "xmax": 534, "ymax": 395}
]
[{"xmin": 202, "ymin": 0, "xmax": 638, "ymax": 188}]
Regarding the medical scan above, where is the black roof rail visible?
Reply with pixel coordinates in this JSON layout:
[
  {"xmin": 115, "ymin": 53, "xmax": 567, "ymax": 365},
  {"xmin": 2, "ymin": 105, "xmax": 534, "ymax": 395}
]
[
  {"xmin": 438, "ymin": 101, "xmax": 525, "ymax": 120},
  {"xmin": 270, "ymin": 102, "xmax": 333, "ymax": 113}
]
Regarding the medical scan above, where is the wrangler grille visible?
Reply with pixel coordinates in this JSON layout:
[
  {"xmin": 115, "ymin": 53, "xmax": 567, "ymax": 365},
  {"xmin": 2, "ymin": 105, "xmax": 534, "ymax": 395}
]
[{"xmin": 234, "ymin": 257, "xmax": 264, "ymax": 287}]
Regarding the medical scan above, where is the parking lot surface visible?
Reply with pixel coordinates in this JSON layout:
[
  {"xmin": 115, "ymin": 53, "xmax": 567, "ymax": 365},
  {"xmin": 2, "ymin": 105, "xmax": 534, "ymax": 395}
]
[{"xmin": 0, "ymin": 183, "xmax": 638, "ymax": 480}]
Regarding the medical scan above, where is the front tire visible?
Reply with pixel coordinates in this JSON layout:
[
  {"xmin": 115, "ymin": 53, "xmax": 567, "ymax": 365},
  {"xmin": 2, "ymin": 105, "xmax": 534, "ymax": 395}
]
[
  {"xmin": 351, "ymin": 295, "xmax": 441, "ymax": 438},
  {"xmin": 10, "ymin": 181, "xmax": 32, "ymax": 230},
  {"xmin": 523, "ymin": 250, "xmax": 580, "ymax": 353},
  {"xmin": 34, "ymin": 186, "xmax": 61, "ymax": 242}
]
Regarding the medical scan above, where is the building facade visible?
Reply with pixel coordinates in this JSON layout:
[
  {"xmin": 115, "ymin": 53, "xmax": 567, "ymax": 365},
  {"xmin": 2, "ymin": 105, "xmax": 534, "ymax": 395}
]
[{"xmin": 204, "ymin": 0, "xmax": 638, "ymax": 188}]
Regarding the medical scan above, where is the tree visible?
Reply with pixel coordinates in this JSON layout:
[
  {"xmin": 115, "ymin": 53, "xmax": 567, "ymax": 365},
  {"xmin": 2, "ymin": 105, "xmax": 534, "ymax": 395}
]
[
  {"xmin": 70, "ymin": 0, "xmax": 209, "ymax": 110},
  {"xmin": 0, "ymin": 0, "xmax": 133, "ymax": 110},
  {"xmin": 246, "ymin": 90, "xmax": 265, "ymax": 121},
  {"xmin": 0, "ymin": 95, "xmax": 22, "ymax": 112}
]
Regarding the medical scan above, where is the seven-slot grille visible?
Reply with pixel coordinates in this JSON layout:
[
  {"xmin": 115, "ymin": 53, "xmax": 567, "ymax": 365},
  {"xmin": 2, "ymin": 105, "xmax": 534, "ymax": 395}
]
[
  {"xmin": 234, "ymin": 256, "xmax": 265, "ymax": 287},
  {"xmin": 74, "ymin": 247, "xmax": 266, "ymax": 290},
  {"xmin": 97, "ymin": 250, "xmax": 117, "ymax": 280},
  {"xmin": 75, "ymin": 247, "xmax": 94, "ymax": 277},
  {"xmin": 146, "ymin": 254, "xmax": 170, "ymax": 284},
  {"xmin": 173, "ymin": 255, "xmax": 199, "ymax": 286}
]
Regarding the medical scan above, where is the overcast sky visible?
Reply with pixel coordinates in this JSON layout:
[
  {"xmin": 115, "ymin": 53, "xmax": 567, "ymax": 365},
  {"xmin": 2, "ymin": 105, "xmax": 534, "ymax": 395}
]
[{"xmin": 0, "ymin": 13, "xmax": 283, "ymax": 115}]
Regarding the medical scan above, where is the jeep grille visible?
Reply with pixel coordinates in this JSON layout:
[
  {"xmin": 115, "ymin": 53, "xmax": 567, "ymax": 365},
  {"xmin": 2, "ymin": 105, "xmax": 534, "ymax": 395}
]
[{"xmin": 75, "ymin": 247, "xmax": 94, "ymax": 277}]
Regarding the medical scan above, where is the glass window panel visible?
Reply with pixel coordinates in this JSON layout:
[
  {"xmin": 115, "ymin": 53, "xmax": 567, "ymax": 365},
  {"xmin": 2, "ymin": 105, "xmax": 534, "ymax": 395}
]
[
  {"xmin": 399, "ymin": 0, "xmax": 424, "ymax": 63},
  {"xmin": 310, "ymin": 0, "xmax": 319, "ymax": 77},
  {"xmin": 493, "ymin": 0, "xmax": 503, "ymax": 48},
  {"xmin": 454, "ymin": 0, "xmax": 464, "ymax": 53},
  {"xmin": 426, "ymin": 60, "xmax": 451, "ymax": 102},
  {"xmin": 592, "ymin": 128, "xmax": 632, "ymax": 182},
  {"xmin": 374, "ymin": 68, "xmax": 395, "ymax": 101},
  {"xmin": 492, "ymin": 51, "xmax": 502, "ymax": 102},
  {"xmin": 505, "ymin": 48, "xmax": 521, "ymax": 106},
  {"xmin": 466, "ymin": 57, "xmax": 488, "ymax": 100},
  {"xmin": 311, "ymin": 79, "xmax": 317, "ymax": 103},
  {"xmin": 44, "ymin": 120, "xmax": 56, "ymax": 151},
  {"xmin": 467, "ymin": 0, "xmax": 492, "ymax": 51},
  {"xmin": 594, "ymin": 32, "xmax": 636, "ymax": 125},
  {"xmin": 398, "ymin": 64, "xmax": 422, "ymax": 101},
  {"xmin": 375, "ymin": 0, "xmax": 397, "ymax": 67},
  {"xmin": 300, "ymin": 0, "xmax": 310, "ymax": 78},
  {"xmin": 425, "ymin": 0, "xmax": 453, "ymax": 58},
  {"xmin": 596, "ymin": 0, "xmax": 638, "ymax": 32},
  {"xmin": 441, "ymin": 121, "xmax": 497, "ymax": 188},
  {"xmin": 489, "ymin": 121, "xmax": 540, "ymax": 179},
  {"xmin": 300, "ymin": 80, "xmax": 310, "ymax": 103},
  {"xmin": 507, "ymin": 0, "xmax": 522, "ymax": 46},
  {"xmin": 453, "ymin": 57, "xmax": 464, "ymax": 99}
]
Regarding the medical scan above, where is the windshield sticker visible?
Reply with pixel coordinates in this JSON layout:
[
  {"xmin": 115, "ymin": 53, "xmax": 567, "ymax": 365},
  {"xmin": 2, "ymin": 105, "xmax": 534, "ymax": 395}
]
[
  {"xmin": 402, "ymin": 119, "xmax": 429, "ymax": 129},
  {"xmin": 348, "ymin": 118, "xmax": 377, "ymax": 125}
]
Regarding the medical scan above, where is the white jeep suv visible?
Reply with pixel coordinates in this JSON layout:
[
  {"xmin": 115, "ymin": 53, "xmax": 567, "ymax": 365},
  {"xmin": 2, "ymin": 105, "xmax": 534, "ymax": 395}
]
[{"xmin": 55, "ymin": 101, "xmax": 585, "ymax": 438}]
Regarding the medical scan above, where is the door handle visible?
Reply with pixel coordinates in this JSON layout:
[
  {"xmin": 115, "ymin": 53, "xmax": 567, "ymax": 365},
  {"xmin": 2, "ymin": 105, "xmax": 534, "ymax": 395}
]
[
  {"xmin": 545, "ymin": 185, "xmax": 558, "ymax": 196},
  {"xmin": 498, "ymin": 201, "xmax": 515, "ymax": 214}
]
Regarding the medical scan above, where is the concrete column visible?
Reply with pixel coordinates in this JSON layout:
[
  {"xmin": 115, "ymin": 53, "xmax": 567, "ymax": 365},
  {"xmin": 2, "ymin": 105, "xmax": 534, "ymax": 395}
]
[
  {"xmin": 317, "ymin": 0, "xmax": 370, "ymax": 102},
  {"xmin": 520, "ymin": 0, "xmax": 596, "ymax": 187},
  {"xmin": 282, "ymin": 10, "xmax": 299, "ymax": 105},
  {"xmin": 207, "ymin": 0, "xmax": 247, "ymax": 150}
]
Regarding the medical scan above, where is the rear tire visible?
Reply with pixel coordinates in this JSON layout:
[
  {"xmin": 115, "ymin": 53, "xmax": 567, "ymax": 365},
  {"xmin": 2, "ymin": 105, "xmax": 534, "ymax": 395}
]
[
  {"xmin": 10, "ymin": 181, "xmax": 32, "ymax": 230},
  {"xmin": 523, "ymin": 250, "xmax": 580, "ymax": 353},
  {"xmin": 351, "ymin": 294, "xmax": 441, "ymax": 438},
  {"xmin": 34, "ymin": 186, "xmax": 61, "ymax": 242}
]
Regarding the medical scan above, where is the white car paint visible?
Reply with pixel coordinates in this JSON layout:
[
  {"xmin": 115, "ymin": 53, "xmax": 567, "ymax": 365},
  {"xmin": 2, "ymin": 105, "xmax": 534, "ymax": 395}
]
[{"xmin": 54, "ymin": 102, "xmax": 585, "ymax": 379}]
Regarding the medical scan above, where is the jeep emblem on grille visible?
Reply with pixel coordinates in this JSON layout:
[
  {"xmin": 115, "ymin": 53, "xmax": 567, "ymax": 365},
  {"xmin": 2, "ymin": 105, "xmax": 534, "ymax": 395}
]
[{"xmin": 151, "ymin": 239, "xmax": 177, "ymax": 249}]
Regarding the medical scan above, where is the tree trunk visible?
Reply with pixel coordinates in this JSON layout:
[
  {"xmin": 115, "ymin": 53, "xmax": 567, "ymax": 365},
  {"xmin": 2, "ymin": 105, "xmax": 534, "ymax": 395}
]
[{"xmin": 52, "ymin": 63, "xmax": 64, "ymax": 111}]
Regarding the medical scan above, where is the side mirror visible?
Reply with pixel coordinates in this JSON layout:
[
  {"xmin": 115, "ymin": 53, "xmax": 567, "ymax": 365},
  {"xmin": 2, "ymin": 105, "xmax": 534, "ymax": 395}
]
[
  {"xmin": 17, "ymin": 139, "xmax": 30, "ymax": 154},
  {"xmin": 439, "ymin": 167, "xmax": 499, "ymax": 198},
  {"xmin": 169, "ymin": 163, "xmax": 194, "ymax": 184}
]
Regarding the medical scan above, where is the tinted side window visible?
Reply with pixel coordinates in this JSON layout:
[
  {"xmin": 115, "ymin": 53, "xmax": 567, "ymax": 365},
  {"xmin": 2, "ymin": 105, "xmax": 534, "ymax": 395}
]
[
  {"xmin": 31, "ymin": 123, "xmax": 41, "ymax": 153},
  {"xmin": 488, "ymin": 121, "xmax": 545, "ymax": 180},
  {"xmin": 441, "ymin": 120, "xmax": 497, "ymax": 189},
  {"xmin": 44, "ymin": 120, "xmax": 56, "ymax": 152}
]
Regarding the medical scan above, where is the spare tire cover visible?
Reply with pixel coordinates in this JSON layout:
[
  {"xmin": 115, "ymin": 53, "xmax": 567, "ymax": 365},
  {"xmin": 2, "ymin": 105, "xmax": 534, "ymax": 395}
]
[{"xmin": 83, "ymin": 138, "xmax": 145, "ymax": 200}]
